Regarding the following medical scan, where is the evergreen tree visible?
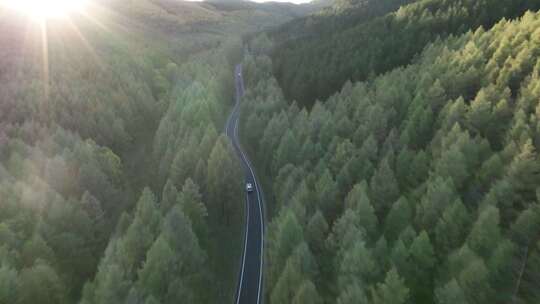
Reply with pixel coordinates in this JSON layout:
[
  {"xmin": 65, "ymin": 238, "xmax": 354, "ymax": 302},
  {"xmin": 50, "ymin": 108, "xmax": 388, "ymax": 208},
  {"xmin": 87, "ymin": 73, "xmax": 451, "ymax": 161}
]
[
  {"xmin": 384, "ymin": 197, "xmax": 412, "ymax": 242},
  {"xmin": 408, "ymin": 231, "xmax": 436, "ymax": 303},
  {"xmin": 207, "ymin": 136, "xmax": 240, "ymax": 224},
  {"xmin": 336, "ymin": 280, "xmax": 368, "ymax": 304},
  {"xmin": 316, "ymin": 169, "xmax": 339, "ymax": 219},
  {"xmin": 435, "ymin": 279, "xmax": 469, "ymax": 304},
  {"xmin": 458, "ymin": 259, "xmax": 494, "ymax": 304},
  {"xmin": 338, "ymin": 241, "xmax": 376, "ymax": 290},
  {"xmin": 161, "ymin": 180, "xmax": 180, "ymax": 213},
  {"xmin": 418, "ymin": 177, "xmax": 456, "ymax": 229},
  {"xmin": 123, "ymin": 188, "xmax": 162, "ymax": 272},
  {"xmin": 179, "ymin": 178, "xmax": 208, "ymax": 237},
  {"xmin": 346, "ymin": 183, "xmax": 378, "ymax": 240},
  {"xmin": 292, "ymin": 280, "xmax": 322, "ymax": 304},
  {"xmin": 434, "ymin": 199, "xmax": 471, "ymax": 256},
  {"xmin": 467, "ymin": 206, "xmax": 502, "ymax": 259},
  {"xmin": 274, "ymin": 130, "xmax": 300, "ymax": 173},
  {"xmin": 0, "ymin": 264, "xmax": 18, "ymax": 304},
  {"xmin": 306, "ymin": 210, "xmax": 329, "ymax": 256},
  {"xmin": 370, "ymin": 157, "xmax": 399, "ymax": 217},
  {"xmin": 370, "ymin": 268, "xmax": 409, "ymax": 304},
  {"xmin": 268, "ymin": 211, "xmax": 304, "ymax": 292},
  {"xmin": 17, "ymin": 262, "xmax": 67, "ymax": 304},
  {"xmin": 138, "ymin": 236, "xmax": 175, "ymax": 300}
]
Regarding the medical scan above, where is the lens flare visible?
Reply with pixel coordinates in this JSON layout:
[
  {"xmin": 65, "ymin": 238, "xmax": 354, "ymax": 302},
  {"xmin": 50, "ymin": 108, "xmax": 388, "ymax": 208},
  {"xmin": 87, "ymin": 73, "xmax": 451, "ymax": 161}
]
[{"xmin": 1, "ymin": 0, "xmax": 88, "ymax": 20}]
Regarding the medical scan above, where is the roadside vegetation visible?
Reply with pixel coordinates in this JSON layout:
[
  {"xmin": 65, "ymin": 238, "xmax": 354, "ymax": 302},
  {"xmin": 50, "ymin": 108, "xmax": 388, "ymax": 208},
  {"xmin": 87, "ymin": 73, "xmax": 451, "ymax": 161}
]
[{"xmin": 0, "ymin": 0, "xmax": 315, "ymax": 303}]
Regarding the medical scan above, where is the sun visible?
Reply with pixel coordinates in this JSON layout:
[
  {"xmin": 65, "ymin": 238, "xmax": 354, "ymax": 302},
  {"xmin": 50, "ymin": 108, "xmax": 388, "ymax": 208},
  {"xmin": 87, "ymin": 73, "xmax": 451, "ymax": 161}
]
[{"xmin": 1, "ymin": 0, "xmax": 89, "ymax": 20}]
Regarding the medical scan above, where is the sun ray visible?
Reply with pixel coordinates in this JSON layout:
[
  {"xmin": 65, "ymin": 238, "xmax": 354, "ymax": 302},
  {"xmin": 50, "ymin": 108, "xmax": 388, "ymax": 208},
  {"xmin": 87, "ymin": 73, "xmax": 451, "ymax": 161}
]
[
  {"xmin": 40, "ymin": 19, "xmax": 49, "ymax": 104},
  {"xmin": 63, "ymin": 17, "xmax": 105, "ymax": 70},
  {"xmin": 1, "ymin": 0, "xmax": 89, "ymax": 20}
]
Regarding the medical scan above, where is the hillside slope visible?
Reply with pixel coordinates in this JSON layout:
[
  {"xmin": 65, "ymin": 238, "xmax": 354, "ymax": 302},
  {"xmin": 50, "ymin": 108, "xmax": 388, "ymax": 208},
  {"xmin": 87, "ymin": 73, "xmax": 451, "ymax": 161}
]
[
  {"xmin": 268, "ymin": 0, "xmax": 418, "ymax": 44},
  {"xmin": 272, "ymin": 0, "xmax": 540, "ymax": 107},
  {"xmin": 0, "ymin": 1, "xmax": 305, "ymax": 303},
  {"xmin": 242, "ymin": 7, "xmax": 540, "ymax": 304}
]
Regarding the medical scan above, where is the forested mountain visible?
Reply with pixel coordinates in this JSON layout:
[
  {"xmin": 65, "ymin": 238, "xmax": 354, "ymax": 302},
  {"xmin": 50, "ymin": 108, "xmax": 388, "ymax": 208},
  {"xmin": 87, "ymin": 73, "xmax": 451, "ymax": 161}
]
[
  {"xmin": 4, "ymin": 0, "xmax": 540, "ymax": 303},
  {"xmin": 271, "ymin": 0, "xmax": 540, "ymax": 107},
  {"xmin": 268, "ymin": 0, "xmax": 418, "ymax": 44},
  {"xmin": 0, "ymin": 1, "xmax": 298, "ymax": 303},
  {"xmin": 241, "ymin": 4, "xmax": 540, "ymax": 304}
]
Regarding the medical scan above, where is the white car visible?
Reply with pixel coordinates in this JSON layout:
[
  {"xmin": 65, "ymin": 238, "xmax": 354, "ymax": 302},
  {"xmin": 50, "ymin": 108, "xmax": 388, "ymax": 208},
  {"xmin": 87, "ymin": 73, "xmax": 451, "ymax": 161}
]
[{"xmin": 246, "ymin": 182, "xmax": 254, "ymax": 193}]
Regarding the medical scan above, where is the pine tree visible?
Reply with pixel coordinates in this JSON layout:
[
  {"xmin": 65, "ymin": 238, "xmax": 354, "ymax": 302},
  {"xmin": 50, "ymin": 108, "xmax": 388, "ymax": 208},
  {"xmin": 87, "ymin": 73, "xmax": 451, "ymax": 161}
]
[
  {"xmin": 0, "ymin": 264, "xmax": 18, "ymax": 304},
  {"xmin": 137, "ymin": 236, "xmax": 174, "ymax": 300},
  {"xmin": 17, "ymin": 262, "xmax": 67, "ymax": 304},
  {"xmin": 390, "ymin": 240, "xmax": 409, "ymax": 282},
  {"xmin": 408, "ymin": 231, "xmax": 436, "ymax": 303},
  {"xmin": 292, "ymin": 280, "xmax": 322, "ymax": 304},
  {"xmin": 316, "ymin": 169, "xmax": 339, "ymax": 219},
  {"xmin": 371, "ymin": 268, "xmax": 409, "ymax": 304},
  {"xmin": 268, "ymin": 211, "xmax": 304, "ymax": 292},
  {"xmin": 271, "ymin": 243, "xmax": 317, "ymax": 304},
  {"xmin": 338, "ymin": 241, "xmax": 376, "ymax": 290},
  {"xmin": 487, "ymin": 239, "xmax": 516, "ymax": 302},
  {"xmin": 306, "ymin": 210, "xmax": 329, "ymax": 256},
  {"xmin": 271, "ymin": 259, "xmax": 303, "ymax": 304},
  {"xmin": 161, "ymin": 180, "xmax": 179, "ymax": 213},
  {"xmin": 520, "ymin": 240, "xmax": 540, "ymax": 303},
  {"xmin": 510, "ymin": 204, "xmax": 540, "ymax": 247},
  {"xmin": 434, "ymin": 144, "xmax": 468, "ymax": 189},
  {"xmin": 508, "ymin": 139, "xmax": 540, "ymax": 202},
  {"xmin": 373, "ymin": 236, "xmax": 390, "ymax": 272},
  {"xmin": 467, "ymin": 205, "xmax": 501, "ymax": 259},
  {"xmin": 435, "ymin": 199, "xmax": 471, "ymax": 256},
  {"xmin": 123, "ymin": 188, "xmax": 162, "ymax": 272},
  {"xmin": 179, "ymin": 178, "xmax": 208, "ymax": 237},
  {"xmin": 274, "ymin": 130, "xmax": 300, "ymax": 173},
  {"xmin": 435, "ymin": 279, "xmax": 469, "ymax": 304},
  {"xmin": 207, "ymin": 136, "xmax": 240, "ymax": 224},
  {"xmin": 384, "ymin": 197, "xmax": 412, "ymax": 242},
  {"xmin": 458, "ymin": 259, "xmax": 493, "ymax": 304},
  {"xmin": 346, "ymin": 183, "xmax": 378, "ymax": 240},
  {"xmin": 336, "ymin": 280, "xmax": 368, "ymax": 304},
  {"xmin": 418, "ymin": 177, "xmax": 456, "ymax": 229},
  {"xmin": 20, "ymin": 234, "xmax": 56, "ymax": 267},
  {"xmin": 370, "ymin": 157, "xmax": 399, "ymax": 218},
  {"xmin": 395, "ymin": 148, "xmax": 414, "ymax": 189}
]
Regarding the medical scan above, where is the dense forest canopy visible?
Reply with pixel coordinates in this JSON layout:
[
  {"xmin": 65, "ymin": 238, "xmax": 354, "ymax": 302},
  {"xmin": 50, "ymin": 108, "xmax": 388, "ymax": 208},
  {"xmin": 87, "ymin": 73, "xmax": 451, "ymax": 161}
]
[
  {"xmin": 0, "ymin": 0, "xmax": 313, "ymax": 302},
  {"xmin": 271, "ymin": 0, "xmax": 540, "ymax": 107},
  {"xmin": 3, "ymin": 0, "xmax": 540, "ymax": 303},
  {"xmin": 241, "ymin": 1, "xmax": 540, "ymax": 303}
]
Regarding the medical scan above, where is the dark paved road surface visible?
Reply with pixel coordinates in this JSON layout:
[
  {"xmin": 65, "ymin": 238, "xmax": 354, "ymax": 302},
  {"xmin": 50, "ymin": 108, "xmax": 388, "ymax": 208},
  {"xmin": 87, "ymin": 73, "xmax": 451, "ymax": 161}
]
[{"xmin": 226, "ymin": 64, "xmax": 264, "ymax": 304}]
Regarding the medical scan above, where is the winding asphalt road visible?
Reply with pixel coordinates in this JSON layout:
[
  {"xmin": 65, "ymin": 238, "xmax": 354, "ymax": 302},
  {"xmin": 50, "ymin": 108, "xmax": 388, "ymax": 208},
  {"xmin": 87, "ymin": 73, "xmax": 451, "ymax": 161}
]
[{"xmin": 226, "ymin": 64, "xmax": 264, "ymax": 304}]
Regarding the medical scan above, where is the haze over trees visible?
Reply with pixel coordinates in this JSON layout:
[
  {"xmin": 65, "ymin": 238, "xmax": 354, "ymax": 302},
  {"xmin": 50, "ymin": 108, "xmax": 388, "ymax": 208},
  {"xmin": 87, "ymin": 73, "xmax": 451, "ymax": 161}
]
[
  {"xmin": 0, "ymin": 0, "xmax": 315, "ymax": 302},
  {"xmin": 241, "ymin": 1, "xmax": 540, "ymax": 303},
  {"xmin": 3, "ymin": 0, "xmax": 540, "ymax": 303}
]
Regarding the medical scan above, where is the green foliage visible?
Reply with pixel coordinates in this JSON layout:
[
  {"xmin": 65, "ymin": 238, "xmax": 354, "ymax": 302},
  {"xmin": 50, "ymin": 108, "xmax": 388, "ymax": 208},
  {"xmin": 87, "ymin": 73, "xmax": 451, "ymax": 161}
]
[
  {"xmin": 292, "ymin": 280, "xmax": 322, "ymax": 304},
  {"xmin": 207, "ymin": 136, "xmax": 242, "ymax": 224},
  {"xmin": 384, "ymin": 197, "xmax": 412, "ymax": 242},
  {"xmin": 0, "ymin": 264, "xmax": 18, "ymax": 304},
  {"xmin": 370, "ymin": 268, "xmax": 409, "ymax": 304},
  {"xmin": 17, "ymin": 262, "xmax": 67, "ymax": 304},
  {"xmin": 435, "ymin": 279, "xmax": 468, "ymax": 304},
  {"xmin": 272, "ymin": 0, "xmax": 540, "ymax": 106},
  {"xmin": 467, "ymin": 206, "xmax": 502, "ymax": 259},
  {"xmin": 369, "ymin": 158, "xmax": 400, "ymax": 217},
  {"xmin": 0, "ymin": 2, "xmax": 265, "ymax": 301},
  {"xmin": 243, "ymin": 7, "xmax": 540, "ymax": 303}
]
